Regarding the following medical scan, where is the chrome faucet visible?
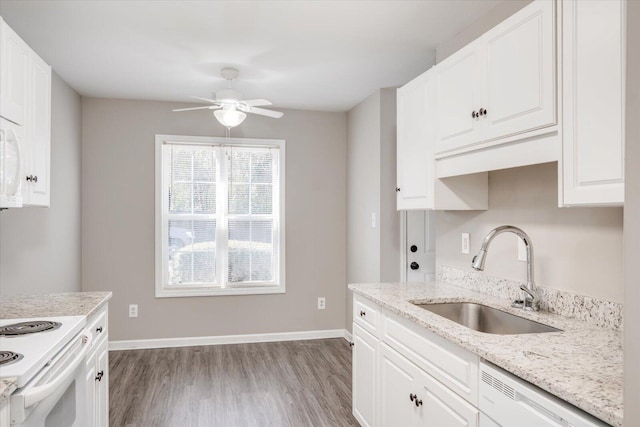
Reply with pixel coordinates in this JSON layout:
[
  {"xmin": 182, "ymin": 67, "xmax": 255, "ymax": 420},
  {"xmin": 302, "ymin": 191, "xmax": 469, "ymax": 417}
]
[{"xmin": 471, "ymin": 225, "xmax": 540, "ymax": 311}]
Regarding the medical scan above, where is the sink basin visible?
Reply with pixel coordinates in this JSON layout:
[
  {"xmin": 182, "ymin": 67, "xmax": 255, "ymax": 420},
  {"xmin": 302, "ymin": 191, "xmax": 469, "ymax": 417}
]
[{"xmin": 413, "ymin": 302, "xmax": 561, "ymax": 334}]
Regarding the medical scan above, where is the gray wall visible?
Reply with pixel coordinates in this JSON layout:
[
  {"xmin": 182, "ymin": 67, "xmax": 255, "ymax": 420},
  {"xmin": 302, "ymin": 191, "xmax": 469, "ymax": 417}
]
[
  {"xmin": 0, "ymin": 73, "xmax": 82, "ymax": 297},
  {"xmin": 346, "ymin": 88, "xmax": 400, "ymax": 332},
  {"xmin": 624, "ymin": 0, "xmax": 640, "ymax": 422},
  {"xmin": 433, "ymin": 0, "xmax": 624, "ymax": 303},
  {"xmin": 81, "ymin": 98, "xmax": 347, "ymax": 341},
  {"xmin": 436, "ymin": 163, "xmax": 623, "ymax": 302}
]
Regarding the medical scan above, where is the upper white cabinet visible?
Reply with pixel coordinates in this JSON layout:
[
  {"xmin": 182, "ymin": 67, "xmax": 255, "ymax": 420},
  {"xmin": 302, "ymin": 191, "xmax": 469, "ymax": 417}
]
[
  {"xmin": 434, "ymin": 41, "xmax": 483, "ymax": 153},
  {"xmin": 560, "ymin": 0, "xmax": 625, "ymax": 206},
  {"xmin": 0, "ymin": 18, "xmax": 52, "ymax": 207},
  {"xmin": 435, "ymin": 0, "xmax": 557, "ymax": 156},
  {"xmin": 23, "ymin": 50, "xmax": 51, "ymax": 206},
  {"xmin": 397, "ymin": 68, "xmax": 488, "ymax": 211},
  {"xmin": 482, "ymin": 0, "xmax": 556, "ymax": 142},
  {"xmin": 0, "ymin": 18, "xmax": 29, "ymax": 126},
  {"xmin": 397, "ymin": 69, "xmax": 432, "ymax": 210}
]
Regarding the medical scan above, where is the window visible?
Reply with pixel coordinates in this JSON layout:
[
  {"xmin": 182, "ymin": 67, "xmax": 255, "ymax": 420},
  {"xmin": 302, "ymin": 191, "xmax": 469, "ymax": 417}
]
[{"xmin": 155, "ymin": 135, "xmax": 285, "ymax": 297}]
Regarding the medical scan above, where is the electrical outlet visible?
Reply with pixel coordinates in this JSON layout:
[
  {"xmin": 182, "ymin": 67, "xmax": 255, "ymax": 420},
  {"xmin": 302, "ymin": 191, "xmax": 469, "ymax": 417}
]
[
  {"xmin": 129, "ymin": 304, "xmax": 138, "ymax": 318},
  {"xmin": 517, "ymin": 236, "xmax": 526, "ymax": 262},
  {"xmin": 317, "ymin": 297, "xmax": 326, "ymax": 310},
  {"xmin": 461, "ymin": 233, "xmax": 470, "ymax": 254}
]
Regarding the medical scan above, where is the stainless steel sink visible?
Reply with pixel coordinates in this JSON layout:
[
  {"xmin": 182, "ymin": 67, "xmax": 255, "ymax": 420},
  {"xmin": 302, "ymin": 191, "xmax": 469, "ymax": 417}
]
[{"xmin": 413, "ymin": 302, "xmax": 561, "ymax": 334}]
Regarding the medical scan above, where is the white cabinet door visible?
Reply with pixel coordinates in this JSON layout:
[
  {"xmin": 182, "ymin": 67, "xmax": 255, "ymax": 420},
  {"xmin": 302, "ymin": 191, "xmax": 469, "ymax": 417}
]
[
  {"xmin": 435, "ymin": 41, "xmax": 484, "ymax": 154},
  {"xmin": 353, "ymin": 323, "xmax": 377, "ymax": 427},
  {"xmin": 85, "ymin": 348, "xmax": 98, "ymax": 426},
  {"xmin": 416, "ymin": 369, "xmax": 479, "ymax": 427},
  {"xmin": 379, "ymin": 343, "xmax": 421, "ymax": 427},
  {"xmin": 561, "ymin": 0, "xmax": 625, "ymax": 206},
  {"xmin": 23, "ymin": 51, "xmax": 51, "ymax": 206},
  {"xmin": 96, "ymin": 338, "xmax": 109, "ymax": 427},
  {"xmin": 482, "ymin": 0, "xmax": 556, "ymax": 142},
  {"xmin": 397, "ymin": 69, "xmax": 432, "ymax": 210},
  {"xmin": 0, "ymin": 18, "xmax": 29, "ymax": 126}
]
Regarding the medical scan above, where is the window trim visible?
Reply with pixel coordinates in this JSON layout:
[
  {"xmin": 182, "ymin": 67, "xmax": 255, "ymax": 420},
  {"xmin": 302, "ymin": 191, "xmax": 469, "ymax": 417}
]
[{"xmin": 155, "ymin": 135, "xmax": 286, "ymax": 298}]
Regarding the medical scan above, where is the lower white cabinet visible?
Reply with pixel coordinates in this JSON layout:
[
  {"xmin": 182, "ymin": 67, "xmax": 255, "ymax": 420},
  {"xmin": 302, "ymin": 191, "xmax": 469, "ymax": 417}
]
[
  {"xmin": 353, "ymin": 323, "xmax": 377, "ymax": 427},
  {"xmin": 353, "ymin": 295, "xmax": 480, "ymax": 427},
  {"xmin": 85, "ymin": 307, "xmax": 109, "ymax": 427}
]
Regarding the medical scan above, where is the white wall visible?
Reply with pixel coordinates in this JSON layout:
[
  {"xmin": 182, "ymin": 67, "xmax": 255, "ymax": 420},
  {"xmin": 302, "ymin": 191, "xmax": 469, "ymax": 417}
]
[
  {"xmin": 0, "ymin": 73, "xmax": 82, "ymax": 297},
  {"xmin": 81, "ymin": 98, "xmax": 347, "ymax": 341},
  {"xmin": 624, "ymin": 0, "xmax": 640, "ymax": 422},
  {"xmin": 346, "ymin": 88, "xmax": 400, "ymax": 331},
  {"xmin": 433, "ymin": 0, "xmax": 624, "ymax": 304}
]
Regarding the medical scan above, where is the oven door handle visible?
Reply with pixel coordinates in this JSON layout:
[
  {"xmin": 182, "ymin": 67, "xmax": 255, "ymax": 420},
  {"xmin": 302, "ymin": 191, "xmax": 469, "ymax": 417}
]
[{"xmin": 23, "ymin": 333, "xmax": 93, "ymax": 408}]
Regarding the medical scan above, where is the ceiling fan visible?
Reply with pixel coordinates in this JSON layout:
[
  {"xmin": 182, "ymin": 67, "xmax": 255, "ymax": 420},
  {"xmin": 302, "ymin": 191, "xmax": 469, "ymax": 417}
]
[{"xmin": 173, "ymin": 68, "xmax": 283, "ymax": 128}]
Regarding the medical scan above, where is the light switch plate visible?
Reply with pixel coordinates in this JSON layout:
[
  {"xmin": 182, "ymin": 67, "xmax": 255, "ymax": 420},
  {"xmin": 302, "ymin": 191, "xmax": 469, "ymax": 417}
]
[{"xmin": 461, "ymin": 233, "xmax": 470, "ymax": 254}]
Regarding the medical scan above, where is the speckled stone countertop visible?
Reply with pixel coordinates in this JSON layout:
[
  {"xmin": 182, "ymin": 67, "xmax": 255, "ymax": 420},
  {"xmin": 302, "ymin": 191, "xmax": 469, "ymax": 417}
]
[
  {"xmin": 0, "ymin": 292, "xmax": 112, "ymax": 320},
  {"xmin": 349, "ymin": 281, "xmax": 622, "ymax": 427}
]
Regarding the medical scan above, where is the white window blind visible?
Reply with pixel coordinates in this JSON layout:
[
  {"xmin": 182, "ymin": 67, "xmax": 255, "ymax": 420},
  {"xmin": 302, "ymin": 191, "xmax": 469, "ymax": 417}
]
[{"xmin": 156, "ymin": 136, "xmax": 285, "ymax": 297}]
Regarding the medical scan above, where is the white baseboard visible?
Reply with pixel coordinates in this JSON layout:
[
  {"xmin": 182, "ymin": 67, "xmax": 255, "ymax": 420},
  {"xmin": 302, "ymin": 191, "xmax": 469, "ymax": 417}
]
[{"xmin": 109, "ymin": 328, "xmax": 349, "ymax": 351}]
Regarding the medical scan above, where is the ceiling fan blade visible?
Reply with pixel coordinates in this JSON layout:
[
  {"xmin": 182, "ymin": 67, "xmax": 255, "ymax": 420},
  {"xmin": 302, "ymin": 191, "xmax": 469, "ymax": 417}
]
[
  {"xmin": 190, "ymin": 95, "xmax": 220, "ymax": 104},
  {"xmin": 243, "ymin": 99, "xmax": 272, "ymax": 107},
  {"xmin": 249, "ymin": 107, "xmax": 284, "ymax": 118},
  {"xmin": 172, "ymin": 106, "xmax": 216, "ymax": 112}
]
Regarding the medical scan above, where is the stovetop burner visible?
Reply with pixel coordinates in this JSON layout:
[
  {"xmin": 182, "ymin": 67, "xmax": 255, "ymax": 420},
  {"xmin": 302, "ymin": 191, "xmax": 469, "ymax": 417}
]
[
  {"xmin": 0, "ymin": 351, "xmax": 23, "ymax": 366},
  {"xmin": 0, "ymin": 320, "xmax": 62, "ymax": 337}
]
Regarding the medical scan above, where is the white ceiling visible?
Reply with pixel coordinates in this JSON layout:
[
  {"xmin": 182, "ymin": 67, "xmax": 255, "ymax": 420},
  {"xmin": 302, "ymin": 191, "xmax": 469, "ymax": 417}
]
[{"xmin": 0, "ymin": 0, "xmax": 507, "ymax": 112}]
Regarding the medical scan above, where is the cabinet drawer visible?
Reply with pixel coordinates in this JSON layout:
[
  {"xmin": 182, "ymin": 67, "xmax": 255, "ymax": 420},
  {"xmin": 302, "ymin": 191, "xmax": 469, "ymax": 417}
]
[
  {"xmin": 86, "ymin": 307, "xmax": 108, "ymax": 348},
  {"xmin": 381, "ymin": 309, "xmax": 479, "ymax": 405},
  {"xmin": 353, "ymin": 294, "xmax": 379, "ymax": 336}
]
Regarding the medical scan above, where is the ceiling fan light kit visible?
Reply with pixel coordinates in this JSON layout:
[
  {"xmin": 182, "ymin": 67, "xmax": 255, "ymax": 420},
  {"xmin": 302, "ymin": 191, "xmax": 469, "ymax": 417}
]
[
  {"xmin": 172, "ymin": 67, "xmax": 283, "ymax": 129},
  {"xmin": 214, "ymin": 108, "xmax": 247, "ymax": 129}
]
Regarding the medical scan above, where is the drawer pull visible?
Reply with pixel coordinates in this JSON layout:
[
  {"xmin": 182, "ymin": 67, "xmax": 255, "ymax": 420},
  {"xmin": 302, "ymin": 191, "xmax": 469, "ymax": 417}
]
[
  {"xmin": 359, "ymin": 310, "xmax": 366, "ymax": 317},
  {"xmin": 415, "ymin": 398, "xmax": 423, "ymax": 407},
  {"xmin": 95, "ymin": 370, "xmax": 104, "ymax": 382},
  {"xmin": 96, "ymin": 326, "xmax": 103, "ymax": 333},
  {"xmin": 409, "ymin": 393, "xmax": 416, "ymax": 402}
]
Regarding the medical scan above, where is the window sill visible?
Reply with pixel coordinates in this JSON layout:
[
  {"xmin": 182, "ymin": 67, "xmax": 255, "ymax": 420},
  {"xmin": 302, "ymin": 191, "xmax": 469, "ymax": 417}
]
[{"xmin": 155, "ymin": 284, "xmax": 285, "ymax": 298}]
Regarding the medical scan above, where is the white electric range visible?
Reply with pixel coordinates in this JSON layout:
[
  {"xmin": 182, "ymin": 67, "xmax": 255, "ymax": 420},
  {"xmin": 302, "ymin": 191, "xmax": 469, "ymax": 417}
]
[{"xmin": 0, "ymin": 316, "xmax": 91, "ymax": 426}]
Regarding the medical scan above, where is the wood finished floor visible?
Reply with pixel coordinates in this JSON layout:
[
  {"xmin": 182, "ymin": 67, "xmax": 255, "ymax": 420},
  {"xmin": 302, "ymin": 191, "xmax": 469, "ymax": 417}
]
[{"xmin": 109, "ymin": 338, "xmax": 358, "ymax": 427}]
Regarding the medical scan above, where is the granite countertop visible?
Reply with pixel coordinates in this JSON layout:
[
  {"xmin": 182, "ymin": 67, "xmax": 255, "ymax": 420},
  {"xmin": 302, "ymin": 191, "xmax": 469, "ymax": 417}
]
[
  {"xmin": 0, "ymin": 292, "xmax": 112, "ymax": 320},
  {"xmin": 349, "ymin": 281, "xmax": 622, "ymax": 427}
]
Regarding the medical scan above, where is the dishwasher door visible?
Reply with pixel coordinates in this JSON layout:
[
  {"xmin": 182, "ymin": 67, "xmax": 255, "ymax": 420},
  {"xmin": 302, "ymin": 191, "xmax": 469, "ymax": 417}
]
[{"xmin": 479, "ymin": 362, "xmax": 608, "ymax": 427}]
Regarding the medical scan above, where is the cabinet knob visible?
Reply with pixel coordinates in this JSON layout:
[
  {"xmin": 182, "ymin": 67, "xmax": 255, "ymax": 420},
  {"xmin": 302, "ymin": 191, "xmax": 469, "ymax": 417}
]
[
  {"xmin": 396, "ymin": 187, "xmax": 401, "ymax": 192},
  {"xmin": 409, "ymin": 393, "xmax": 417, "ymax": 402},
  {"xmin": 25, "ymin": 175, "xmax": 33, "ymax": 182},
  {"xmin": 96, "ymin": 326, "xmax": 103, "ymax": 333},
  {"xmin": 33, "ymin": 175, "xmax": 38, "ymax": 183},
  {"xmin": 95, "ymin": 370, "xmax": 104, "ymax": 382},
  {"xmin": 415, "ymin": 398, "xmax": 423, "ymax": 407},
  {"xmin": 359, "ymin": 310, "xmax": 366, "ymax": 317},
  {"xmin": 349, "ymin": 341, "xmax": 354, "ymax": 348},
  {"xmin": 479, "ymin": 108, "xmax": 487, "ymax": 116},
  {"xmin": 472, "ymin": 111, "xmax": 478, "ymax": 118}
]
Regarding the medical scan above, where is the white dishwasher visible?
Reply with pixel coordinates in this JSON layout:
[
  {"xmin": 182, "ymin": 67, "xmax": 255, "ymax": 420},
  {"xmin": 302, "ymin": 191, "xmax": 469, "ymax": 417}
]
[{"xmin": 479, "ymin": 361, "xmax": 609, "ymax": 427}]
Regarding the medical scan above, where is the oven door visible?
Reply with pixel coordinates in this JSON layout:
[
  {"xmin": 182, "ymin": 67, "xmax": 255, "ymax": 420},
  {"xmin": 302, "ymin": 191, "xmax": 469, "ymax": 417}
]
[{"xmin": 10, "ymin": 332, "xmax": 92, "ymax": 427}]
